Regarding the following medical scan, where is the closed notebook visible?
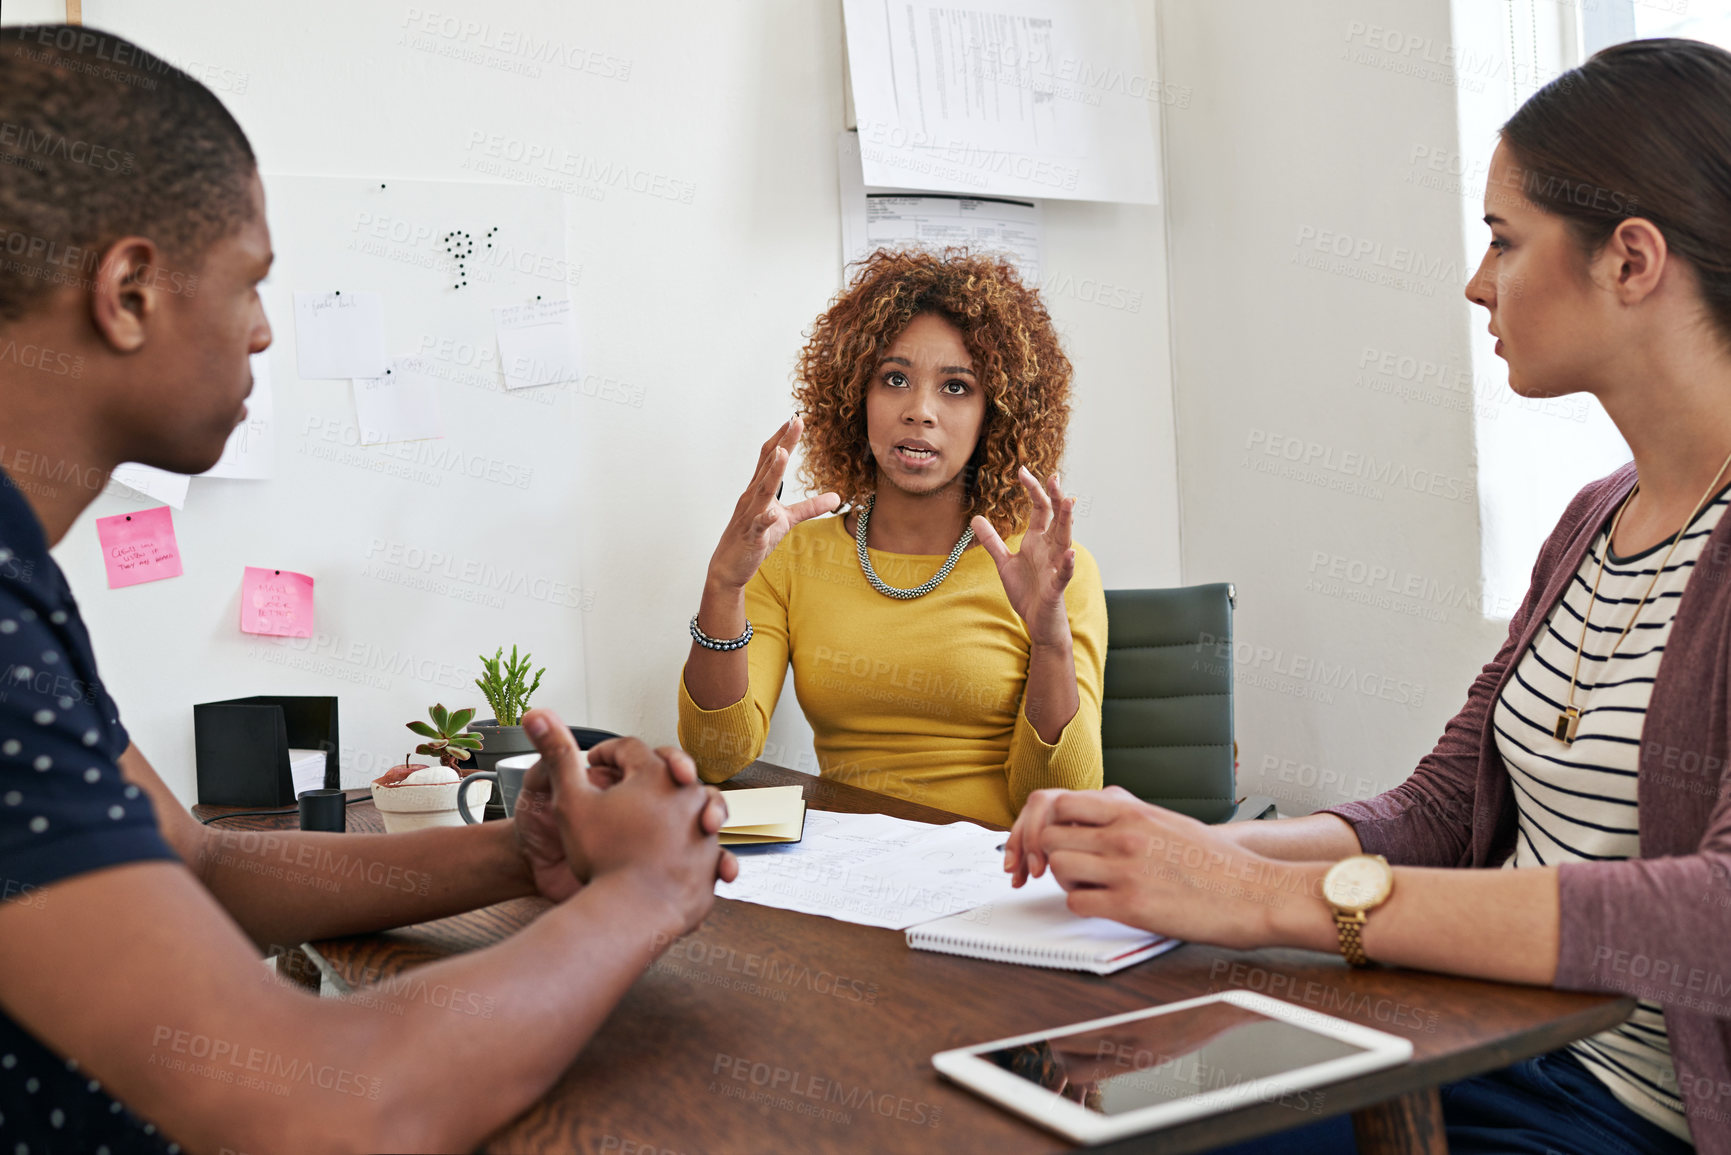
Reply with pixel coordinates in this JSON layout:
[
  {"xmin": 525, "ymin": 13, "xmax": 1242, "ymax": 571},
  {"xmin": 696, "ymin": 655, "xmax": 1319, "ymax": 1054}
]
[
  {"xmin": 905, "ymin": 873, "xmax": 1179, "ymax": 974},
  {"xmin": 719, "ymin": 785, "xmax": 807, "ymax": 845}
]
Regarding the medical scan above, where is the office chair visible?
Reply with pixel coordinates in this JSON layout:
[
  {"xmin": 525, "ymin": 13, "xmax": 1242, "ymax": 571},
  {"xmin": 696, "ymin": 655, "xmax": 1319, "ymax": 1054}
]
[{"xmin": 1101, "ymin": 583, "xmax": 1276, "ymax": 823}]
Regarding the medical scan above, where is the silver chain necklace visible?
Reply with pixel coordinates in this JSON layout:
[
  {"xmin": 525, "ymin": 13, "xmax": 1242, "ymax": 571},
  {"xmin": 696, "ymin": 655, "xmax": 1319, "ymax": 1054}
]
[{"xmin": 854, "ymin": 494, "xmax": 974, "ymax": 599}]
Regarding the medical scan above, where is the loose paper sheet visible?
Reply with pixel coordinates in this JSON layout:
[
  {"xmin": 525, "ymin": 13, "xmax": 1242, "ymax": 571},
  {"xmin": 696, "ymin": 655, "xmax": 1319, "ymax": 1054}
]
[
  {"xmin": 240, "ymin": 566, "xmax": 315, "ymax": 637},
  {"xmin": 289, "ymin": 748, "xmax": 328, "ymax": 796},
  {"xmin": 202, "ymin": 351, "xmax": 276, "ymax": 480},
  {"xmin": 493, "ymin": 297, "xmax": 582, "ymax": 389},
  {"xmin": 94, "ymin": 506, "xmax": 183, "ymax": 588},
  {"xmin": 352, "ymin": 357, "xmax": 445, "ymax": 445},
  {"xmin": 293, "ymin": 290, "xmax": 388, "ymax": 379},
  {"xmin": 715, "ymin": 809, "xmax": 1014, "ymax": 929},
  {"xmin": 843, "ymin": 0, "xmax": 1161, "ymax": 203},
  {"xmin": 839, "ymin": 131, "xmax": 1041, "ymax": 284}
]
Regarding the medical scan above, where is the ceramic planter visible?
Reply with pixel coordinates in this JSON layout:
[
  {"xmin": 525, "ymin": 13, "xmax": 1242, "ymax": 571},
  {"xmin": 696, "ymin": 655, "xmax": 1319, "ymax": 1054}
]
[
  {"xmin": 467, "ymin": 720, "xmax": 537, "ymax": 821},
  {"xmin": 467, "ymin": 720, "xmax": 537, "ymax": 770},
  {"xmin": 371, "ymin": 764, "xmax": 492, "ymax": 833}
]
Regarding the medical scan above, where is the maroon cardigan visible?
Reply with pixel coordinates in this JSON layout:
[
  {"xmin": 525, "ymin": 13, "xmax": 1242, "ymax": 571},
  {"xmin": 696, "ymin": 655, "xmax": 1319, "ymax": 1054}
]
[{"xmin": 1325, "ymin": 462, "xmax": 1731, "ymax": 1151}]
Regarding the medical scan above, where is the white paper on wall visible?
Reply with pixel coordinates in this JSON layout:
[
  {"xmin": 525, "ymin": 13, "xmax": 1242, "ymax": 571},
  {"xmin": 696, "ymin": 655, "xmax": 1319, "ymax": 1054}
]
[
  {"xmin": 109, "ymin": 463, "xmax": 191, "ymax": 509},
  {"xmin": 293, "ymin": 290, "xmax": 389, "ymax": 379},
  {"xmin": 201, "ymin": 351, "xmax": 277, "ymax": 480},
  {"xmin": 352, "ymin": 357, "xmax": 445, "ymax": 445},
  {"xmin": 843, "ymin": 0, "xmax": 1161, "ymax": 204},
  {"xmin": 493, "ymin": 297, "xmax": 582, "ymax": 390},
  {"xmin": 838, "ymin": 130, "xmax": 1041, "ymax": 284}
]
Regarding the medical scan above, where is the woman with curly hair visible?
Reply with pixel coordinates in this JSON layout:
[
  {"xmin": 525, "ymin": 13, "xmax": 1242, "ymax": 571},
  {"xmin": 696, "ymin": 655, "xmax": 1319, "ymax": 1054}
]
[{"xmin": 677, "ymin": 248, "xmax": 1105, "ymax": 826}]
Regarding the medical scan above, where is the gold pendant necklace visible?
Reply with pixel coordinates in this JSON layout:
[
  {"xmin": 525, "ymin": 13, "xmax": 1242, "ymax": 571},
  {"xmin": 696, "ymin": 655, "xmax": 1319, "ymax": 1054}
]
[{"xmin": 1556, "ymin": 449, "xmax": 1731, "ymax": 744}]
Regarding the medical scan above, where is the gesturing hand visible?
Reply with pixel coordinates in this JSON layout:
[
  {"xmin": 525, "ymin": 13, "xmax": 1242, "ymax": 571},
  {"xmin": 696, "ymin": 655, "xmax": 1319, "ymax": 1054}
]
[
  {"xmin": 511, "ymin": 710, "xmax": 736, "ymax": 903},
  {"xmin": 970, "ymin": 468, "xmax": 1077, "ymax": 647},
  {"xmin": 707, "ymin": 416, "xmax": 841, "ymax": 591}
]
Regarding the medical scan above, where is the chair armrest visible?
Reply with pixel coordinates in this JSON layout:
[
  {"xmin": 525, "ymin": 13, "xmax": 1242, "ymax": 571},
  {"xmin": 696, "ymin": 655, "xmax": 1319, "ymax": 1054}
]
[{"xmin": 1225, "ymin": 795, "xmax": 1278, "ymax": 822}]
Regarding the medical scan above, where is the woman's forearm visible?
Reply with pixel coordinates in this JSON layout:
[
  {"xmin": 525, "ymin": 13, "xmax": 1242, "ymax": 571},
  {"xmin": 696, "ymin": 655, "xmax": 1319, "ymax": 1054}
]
[
  {"xmin": 1266, "ymin": 861, "xmax": 1561, "ymax": 986},
  {"xmin": 683, "ymin": 576, "xmax": 751, "ymax": 710},
  {"xmin": 1226, "ymin": 812, "xmax": 1362, "ymax": 862},
  {"xmin": 1022, "ymin": 638, "xmax": 1081, "ymax": 744}
]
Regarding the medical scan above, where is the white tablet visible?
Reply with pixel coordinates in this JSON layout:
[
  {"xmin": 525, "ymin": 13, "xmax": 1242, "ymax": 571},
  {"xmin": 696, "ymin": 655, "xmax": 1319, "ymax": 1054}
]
[{"xmin": 932, "ymin": 990, "xmax": 1413, "ymax": 1146}]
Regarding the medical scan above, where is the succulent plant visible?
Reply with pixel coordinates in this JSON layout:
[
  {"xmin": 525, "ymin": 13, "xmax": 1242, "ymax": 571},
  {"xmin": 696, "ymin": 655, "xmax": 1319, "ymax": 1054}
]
[
  {"xmin": 407, "ymin": 703, "xmax": 483, "ymax": 771},
  {"xmin": 475, "ymin": 645, "xmax": 544, "ymax": 727}
]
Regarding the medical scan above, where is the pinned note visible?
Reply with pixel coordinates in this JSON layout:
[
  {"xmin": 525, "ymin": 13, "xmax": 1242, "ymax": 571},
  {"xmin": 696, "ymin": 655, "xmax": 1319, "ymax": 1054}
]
[
  {"xmin": 240, "ymin": 567, "xmax": 315, "ymax": 637},
  {"xmin": 353, "ymin": 357, "xmax": 444, "ymax": 445},
  {"xmin": 95, "ymin": 506, "xmax": 183, "ymax": 589},
  {"xmin": 202, "ymin": 351, "xmax": 276, "ymax": 480},
  {"xmin": 493, "ymin": 297, "xmax": 581, "ymax": 390},
  {"xmin": 293, "ymin": 290, "xmax": 388, "ymax": 379}
]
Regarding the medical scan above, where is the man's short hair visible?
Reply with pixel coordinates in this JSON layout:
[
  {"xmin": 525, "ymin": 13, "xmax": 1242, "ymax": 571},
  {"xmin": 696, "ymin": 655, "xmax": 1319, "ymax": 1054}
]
[{"xmin": 0, "ymin": 24, "xmax": 256, "ymax": 323}]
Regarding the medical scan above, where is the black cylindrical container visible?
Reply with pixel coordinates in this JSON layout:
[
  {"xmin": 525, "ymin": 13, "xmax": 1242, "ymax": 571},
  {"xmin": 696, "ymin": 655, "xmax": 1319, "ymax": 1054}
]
[{"xmin": 298, "ymin": 788, "xmax": 347, "ymax": 832}]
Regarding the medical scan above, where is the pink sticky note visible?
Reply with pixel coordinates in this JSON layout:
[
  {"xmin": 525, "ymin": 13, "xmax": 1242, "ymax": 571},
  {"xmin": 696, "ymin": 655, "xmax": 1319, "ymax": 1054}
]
[
  {"xmin": 241, "ymin": 566, "xmax": 315, "ymax": 637},
  {"xmin": 95, "ymin": 506, "xmax": 183, "ymax": 589}
]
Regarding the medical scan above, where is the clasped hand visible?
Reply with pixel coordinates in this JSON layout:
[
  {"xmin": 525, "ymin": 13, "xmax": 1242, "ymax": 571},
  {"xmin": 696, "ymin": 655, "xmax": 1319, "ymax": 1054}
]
[{"xmin": 509, "ymin": 709, "xmax": 737, "ymax": 931}]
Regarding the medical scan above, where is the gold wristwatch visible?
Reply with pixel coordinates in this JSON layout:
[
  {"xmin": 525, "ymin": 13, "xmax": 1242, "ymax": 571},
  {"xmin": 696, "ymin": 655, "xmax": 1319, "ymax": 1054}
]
[{"xmin": 1321, "ymin": 854, "xmax": 1394, "ymax": 967}]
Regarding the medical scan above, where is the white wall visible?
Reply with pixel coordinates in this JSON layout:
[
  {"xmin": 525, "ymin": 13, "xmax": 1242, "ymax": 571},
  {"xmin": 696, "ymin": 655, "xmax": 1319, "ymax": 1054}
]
[
  {"xmin": 6, "ymin": 1, "xmax": 1180, "ymax": 803},
  {"xmin": 1158, "ymin": 0, "xmax": 1511, "ymax": 814}
]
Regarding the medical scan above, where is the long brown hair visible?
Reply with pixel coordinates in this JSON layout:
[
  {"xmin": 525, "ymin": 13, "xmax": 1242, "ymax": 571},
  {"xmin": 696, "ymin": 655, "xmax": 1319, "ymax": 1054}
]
[{"xmin": 1500, "ymin": 38, "xmax": 1731, "ymax": 341}]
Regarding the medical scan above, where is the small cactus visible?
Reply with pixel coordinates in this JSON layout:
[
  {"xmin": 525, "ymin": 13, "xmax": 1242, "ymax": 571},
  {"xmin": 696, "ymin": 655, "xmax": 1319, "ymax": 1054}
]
[{"xmin": 475, "ymin": 645, "xmax": 544, "ymax": 727}]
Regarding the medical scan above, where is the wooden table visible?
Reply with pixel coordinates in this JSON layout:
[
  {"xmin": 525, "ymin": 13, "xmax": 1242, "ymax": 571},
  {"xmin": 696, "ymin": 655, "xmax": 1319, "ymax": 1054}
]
[{"xmin": 199, "ymin": 766, "xmax": 1631, "ymax": 1154}]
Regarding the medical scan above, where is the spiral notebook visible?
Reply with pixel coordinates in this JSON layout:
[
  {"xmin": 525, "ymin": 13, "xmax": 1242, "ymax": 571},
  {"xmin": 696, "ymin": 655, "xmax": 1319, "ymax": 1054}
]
[{"xmin": 905, "ymin": 873, "xmax": 1179, "ymax": 974}]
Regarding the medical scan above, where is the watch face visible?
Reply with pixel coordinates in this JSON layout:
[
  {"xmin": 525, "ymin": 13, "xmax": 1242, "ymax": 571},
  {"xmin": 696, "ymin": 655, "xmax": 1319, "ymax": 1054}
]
[{"xmin": 1325, "ymin": 857, "xmax": 1390, "ymax": 910}]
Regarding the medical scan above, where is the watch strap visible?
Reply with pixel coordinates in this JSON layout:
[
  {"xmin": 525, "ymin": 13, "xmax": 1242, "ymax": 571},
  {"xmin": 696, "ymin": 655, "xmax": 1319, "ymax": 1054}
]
[{"xmin": 1333, "ymin": 909, "xmax": 1371, "ymax": 967}]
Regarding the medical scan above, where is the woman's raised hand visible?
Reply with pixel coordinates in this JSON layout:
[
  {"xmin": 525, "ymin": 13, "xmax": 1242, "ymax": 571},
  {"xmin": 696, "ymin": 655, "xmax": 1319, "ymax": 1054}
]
[
  {"xmin": 970, "ymin": 468, "xmax": 1077, "ymax": 648},
  {"xmin": 707, "ymin": 417, "xmax": 841, "ymax": 591}
]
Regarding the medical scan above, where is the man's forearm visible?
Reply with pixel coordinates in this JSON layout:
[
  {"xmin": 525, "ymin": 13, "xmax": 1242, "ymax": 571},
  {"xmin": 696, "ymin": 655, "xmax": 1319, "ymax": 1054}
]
[
  {"xmin": 120, "ymin": 742, "xmax": 536, "ymax": 945},
  {"xmin": 355, "ymin": 871, "xmax": 687, "ymax": 1152},
  {"xmin": 194, "ymin": 819, "xmax": 534, "ymax": 947}
]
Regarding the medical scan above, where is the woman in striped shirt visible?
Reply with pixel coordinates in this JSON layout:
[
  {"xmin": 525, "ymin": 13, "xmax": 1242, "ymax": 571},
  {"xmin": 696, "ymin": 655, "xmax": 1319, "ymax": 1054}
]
[{"xmin": 1005, "ymin": 37, "xmax": 1731, "ymax": 1155}]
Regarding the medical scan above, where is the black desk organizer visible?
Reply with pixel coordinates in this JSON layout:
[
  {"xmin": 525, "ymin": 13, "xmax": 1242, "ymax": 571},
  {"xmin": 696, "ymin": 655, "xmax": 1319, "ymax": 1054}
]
[{"xmin": 193, "ymin": 695, "xmax": 339, "ymax": 807}]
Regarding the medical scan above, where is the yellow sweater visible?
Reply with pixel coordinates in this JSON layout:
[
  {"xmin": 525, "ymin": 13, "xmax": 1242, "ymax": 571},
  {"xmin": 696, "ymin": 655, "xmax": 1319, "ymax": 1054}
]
[{"xmin": 678, "ymin": 514, "xmax": 1106, "ymax": 827}]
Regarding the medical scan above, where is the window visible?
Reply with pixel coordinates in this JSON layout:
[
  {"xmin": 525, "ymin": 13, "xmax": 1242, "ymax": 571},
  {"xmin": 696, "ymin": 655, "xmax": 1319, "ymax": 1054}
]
[{"xmin": 1463, "ymin": 0, "xmax": 1731, "ymax": 618}]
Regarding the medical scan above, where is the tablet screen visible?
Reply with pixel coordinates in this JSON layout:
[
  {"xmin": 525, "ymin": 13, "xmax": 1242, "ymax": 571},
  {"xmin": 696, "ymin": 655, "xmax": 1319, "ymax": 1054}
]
[{"xmin": 979, "ymin": 1002, "xmax": 1370, "ymax": 1116}]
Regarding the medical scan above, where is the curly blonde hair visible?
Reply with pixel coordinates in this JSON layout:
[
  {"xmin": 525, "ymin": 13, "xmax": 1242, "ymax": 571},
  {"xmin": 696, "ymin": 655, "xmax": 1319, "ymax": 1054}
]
[{"xmin": 794, "ymin": 248, "xmax": 1072, "ymax": 536}]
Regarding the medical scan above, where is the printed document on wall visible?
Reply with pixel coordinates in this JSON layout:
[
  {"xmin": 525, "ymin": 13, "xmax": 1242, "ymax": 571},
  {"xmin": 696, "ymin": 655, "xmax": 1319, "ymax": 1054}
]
[
  {"xmin": 843, "ymin": 0, "xmax": 1161, "ymax": 203},
  {"xmin": 839, "ymin": 130, "xmax": 1041, "ymax": 285}
]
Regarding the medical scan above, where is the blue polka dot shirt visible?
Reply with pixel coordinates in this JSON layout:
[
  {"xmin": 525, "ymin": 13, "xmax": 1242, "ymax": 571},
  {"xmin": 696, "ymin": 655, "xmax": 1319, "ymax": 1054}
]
[{"xmin": 0, "ymin": 469, "xmax": 178, "ymax": 1154}]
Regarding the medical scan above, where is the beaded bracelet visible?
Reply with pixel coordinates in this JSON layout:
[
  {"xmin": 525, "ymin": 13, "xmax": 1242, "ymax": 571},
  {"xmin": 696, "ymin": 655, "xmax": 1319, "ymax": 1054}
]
[{"xmin": 689, "ymin": 613, "xmax": 753, "ymax": 651}]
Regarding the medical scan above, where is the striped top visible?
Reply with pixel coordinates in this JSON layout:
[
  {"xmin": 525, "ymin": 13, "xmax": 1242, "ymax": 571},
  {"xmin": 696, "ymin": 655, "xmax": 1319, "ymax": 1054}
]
[{"xmin": 1493, "ymin": 481, "xmax": 1731, "ymax": 1143}]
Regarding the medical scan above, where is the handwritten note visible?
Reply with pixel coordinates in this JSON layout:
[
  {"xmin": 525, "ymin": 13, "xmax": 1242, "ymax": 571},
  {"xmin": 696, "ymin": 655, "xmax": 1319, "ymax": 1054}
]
[
  {"xmin": 240, "ymin": 566, "xmax": 315, "ymax": 637},
  {"xmin": 493, "ymin": 297, "xmax": 581, "ymax": 390},
  {"xmin": 202, "ymin": 351, "xmax": 276, "ymax": 479},
  {"xmin": 352, "ymin": 357, "xmax": 444, "ymax": 445},
  {"xmin": 95, "ymin": 506, "xmax": 183, "ymax": 589},
  {"xmin": 293, "ymin": 290, "xmax": 388, "ymax": 379}
]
